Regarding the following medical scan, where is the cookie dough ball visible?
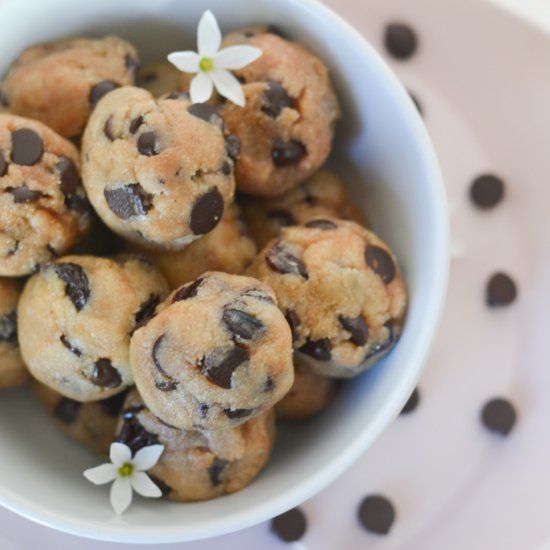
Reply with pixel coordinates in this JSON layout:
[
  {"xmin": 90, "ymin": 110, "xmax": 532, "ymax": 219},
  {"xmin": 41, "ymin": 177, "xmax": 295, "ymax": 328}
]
[
  {"xmin": 138, "ymin": 61, "xmax": 192, "ymax": 98},
  {"xmin": 18, "ymin": 254, "xmax": 169, "ymax": 401},
  {"xmin": 82, "ymin": 87, "xmax": 237, "ymax": 249},
  {"xmin": 247, "ymin": 218, "xmax": 407, "ymax": 378},
  {"xmin": 0, "ymin": 114, "xmax": 91, "ymax": 276},
  {"xmin": 130, "ymin": 203, "xmax": 257, "ymax": 289},
  {"xmin": 0, "ymin": 278, "xmax": 28, "ymax": 388},
  {"xmin": 275, "ymin": 358, "xmax": 336, "ymax": 420},
  {"xmin": 32, "ymin": 381, "xmax": 127, "ymax": 455},
  {"xmin": 241, "ymin": 170, "xmax": 366, "ymax": 248},
  {"xmin": 0, "ymin": 36, "xmax": 138, "ymax": 138},
  {"xmin": 130, "ymin": 271, "xmax": 293, "ymax": 430},
  {"xmin": 219, "ymin": 30, "xmax": 340, "ymax": 197},
  {"xmin": 114, "ymin": 388, "xmax": 275, "ymax": 501}
]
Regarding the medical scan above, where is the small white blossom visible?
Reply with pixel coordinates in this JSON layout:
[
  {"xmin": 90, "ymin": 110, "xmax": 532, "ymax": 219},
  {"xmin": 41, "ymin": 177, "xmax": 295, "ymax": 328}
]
[
  {"xmin": 83, "ymin": 442, "xmax": 164, "ymax": 515},
  {"xmin": 167, "ymin": 10, "xmax": 262, "ymax": 106}
]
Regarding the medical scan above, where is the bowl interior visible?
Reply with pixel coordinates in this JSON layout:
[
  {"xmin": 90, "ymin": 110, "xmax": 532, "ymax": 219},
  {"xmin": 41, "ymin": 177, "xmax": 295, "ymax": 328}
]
[{"xmin": 0, "ymin": 0, "xmax": 448, "ymax": 543}]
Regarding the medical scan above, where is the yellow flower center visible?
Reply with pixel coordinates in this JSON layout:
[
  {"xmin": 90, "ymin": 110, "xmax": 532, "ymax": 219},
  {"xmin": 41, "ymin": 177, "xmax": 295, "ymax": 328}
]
[
  {"xmin": 199, "ymin": 57, "xmax": 214, "ymax": 72},
  {"xmin": 118, "ymin": 463, "xmax": 133, "ymax": 477}
]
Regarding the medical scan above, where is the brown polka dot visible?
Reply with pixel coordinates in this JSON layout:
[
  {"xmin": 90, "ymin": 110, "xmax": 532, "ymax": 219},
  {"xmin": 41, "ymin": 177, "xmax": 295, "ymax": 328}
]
[
  {"xmin": 172, "ymin": 278, "xmax": 204, "ymax": 302},
  {"xmin": 104, "ymin": 183, "xmax": 153, "ymax": 220},
  {"xmin": 201, "ymin": 347, "xmax": 249, "ymax": 389},
  {"xmin": 365, "ymin": 245, "xmax": 396, "ymax": 284},
  {"xmin": 208, "ymin": 458, "xmax": 228, "ymax": 485},
  {"xmin": 89, "ymin": 80, "xmax": 120, "ymax": 108},
  {"xmin": 486, "ymin": 272, "xmax": 517, "ymax": 306},
  {"xmin": 129, "ymin": 115, "xmax": 144, "ymax": 134},
  {"xmin": 285, "ymin": 309, "xmax": 300, "ymax": 342},
  {"xmin": 262, "ymin": 80, "xmax": 295, "ymax": 118},
  {"xmin": 52, "ymin": 262, "xmax": 90, "ymax": 312},
  {"xmin": 60, "ymin": 334, "xmax": 82, "ymax": 357},
  {"xmin": 481, "ymin": 397, "xmax": 517, "ymax": 436},
  {"xmin": 56, "ymin": 157, "xmax": 81, "ymax": 195},
  {"xmin": 266, "ymin": 240, "xmax": 308, "ymax": 279},
  {"xmin": 299, "ymin": 338, "xmax": 332, "ymax": 361},
  {"xmin": 133, "ymin": 294, "xmax": 161, "ymax": 331},
  {"xmin": 187, "ymin": 103, "xmax": 224, "ymax": 130},
  {"xmin": 339, "ymin": 315, "xmax": 369, "ymax": 346},
  {"xmin": 223, "ymin": 407, "xmax": 254, "ymax": 419},
  {"xmin": 271, "ymin": 507, "xmax": 307, "ymax": 543},
  {"xmin": 272, "ymin": 138, "xmax": 306, "ymax": 167},
  {"xmin": 222, "ymin": 309, "xmax": 265, "ymax": 341},
  {"xmin": 470, "ymin": 174, "xmax": 505, "ymax": 209},
  {"xmin": 358, "ymin": 494, "xmax": 396, "ymax": 534},
  {"xmin": 137, "ymin": 131, "xmax": 159, "ymax": 156},
  {"xmin": 91, "ymin": 358, "xmax": 122, "ymax": 388},
  {"xmin": 5, "ymin": 184, "xmax": 44, "ymax": 203},
  {"xmin": 103, "ymin": 116, "xmax": 115, "ymax": 141},
  {"xmin": 384, "ymin": 23, "xmax": 418, "ymax": 59},
  {"xmin": 11, "ymin": 128, "xmax": 43, "ymax": 166},
  {"xmin": 190, "ymin": 187, "xmax": 224, "ymax": 235}
]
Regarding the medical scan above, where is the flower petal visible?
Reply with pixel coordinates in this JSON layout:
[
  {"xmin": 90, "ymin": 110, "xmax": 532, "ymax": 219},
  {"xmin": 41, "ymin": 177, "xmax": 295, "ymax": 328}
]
[
  {"xmin": 132, "ymin": 444, "xmax": 164, "ymax": 471},
  {"xmin": 167, "ymin": 51, "xmax": 200, "ymax": 73},
  {"xmin": 130, "ymin": 471, "xmax": 163, "ymax": 498},
  {"xmin": 110, "ymin": 477, "xmax": 133, "ymax": 516},
  {"xmin": 214, "ymin": 45, "xmax": 262, "ymax": 70},
  {"xmin": 190, "ymin": 72, "xmax": 214, "ymax": 104},
  {"xmin": 110, "ymin": 442, "xmax": 131, "ymax": 467},
  {"xmin": 197, "ymin": 10, "xmax": 221, "ymax": 57},
  {"xmin": 83, "ymin": 463, "xmax": 117, "ymax": 485},
  {"xmin": 210, "ymin": 69, "xmax": 245, "ymax": 107}
]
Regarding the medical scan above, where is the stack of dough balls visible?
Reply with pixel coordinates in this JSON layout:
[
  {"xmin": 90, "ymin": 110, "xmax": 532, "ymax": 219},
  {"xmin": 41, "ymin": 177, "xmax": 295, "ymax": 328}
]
[{"xmin": 0, "ymin": 24, "xmax": 407, "ymax": 503}]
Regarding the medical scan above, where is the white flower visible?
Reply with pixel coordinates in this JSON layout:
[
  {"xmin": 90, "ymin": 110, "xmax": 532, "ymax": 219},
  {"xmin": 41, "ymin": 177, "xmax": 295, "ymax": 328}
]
[
  {"xmin": 83, "ymin": 442, "xmax": 164, "ymax": 515},
  {"xmin": 167, "ymin": 10, "xmax": 262, "ymax": 106}
]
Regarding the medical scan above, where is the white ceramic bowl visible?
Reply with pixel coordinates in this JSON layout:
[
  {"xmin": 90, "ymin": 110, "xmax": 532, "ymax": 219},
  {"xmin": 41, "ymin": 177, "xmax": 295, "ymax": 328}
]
[{"xmin": 0, "ymin": 0, "xmax": 448, "ymax": 543}]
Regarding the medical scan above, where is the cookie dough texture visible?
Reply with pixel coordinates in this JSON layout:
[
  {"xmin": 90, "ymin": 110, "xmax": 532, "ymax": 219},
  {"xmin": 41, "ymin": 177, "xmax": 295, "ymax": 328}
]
[
  {"xmin": 130, "ymin": 271, "xmax": 294, "ymax": 430},
  {"xmin": 0, "ymin": 114, "xmax": 91, "ymax": 276},
  {"xmin": 0, "ymin": 36, "xmax": 138, "ymax": 138},
  {"xmin": 0, "ymin": 278, "xmax": 28, "ymax": 388},
  {"xmin": 115, "ymin": 389, "xmax": 275, "ymax": 501},
  {"xmin": 18, "ymin": 254, "xmax": 169, "ymax": 401},
  {"xmin": 247, "ymin": 218, "xmax": 407, "ymax": 378},
  {"xmin": 82, "ymin": 87, "xmax": 237, "ymax": 249},
  {"xmin": 241, "ymin": 170, "xmax": 366, "ymax": 248},
  {"xmin": 220, "ymin": 30, "xmax": 340, "ymax": 197}
]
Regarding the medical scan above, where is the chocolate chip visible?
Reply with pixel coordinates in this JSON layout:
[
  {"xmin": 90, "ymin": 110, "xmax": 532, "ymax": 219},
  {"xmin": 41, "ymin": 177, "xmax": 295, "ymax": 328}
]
[
  {"xmin": 91, "ymin": 358, "xmax": 122, "ymax": 388},
  {"xmin": 339, "ymin": 315, "xmax": 369, "ymax": 346},
  {"xmin": 400, "ymin": 387, "xmax": 420, "ymax": 415},
  {"xmin": 481, "ymin": 397, "xmax": 517, "ymax": 436},
  {"xmin": 89, "ymin": 80, "xmax": 119, "ymax": 108},
  {"xmin": 223, "ymin": 408, "xmax": 253, "ymax": 419},
  {"xmin": 52, "ymin": 262, "xmax": 90, "ymax": 311},
  {"xmin": 152, "ymin": 335, "xmax": 172, "ymax": 378},
  {"xmin": 172, "ymin": 278, "xmax": 204, "ymax": 302},
  {"xmin": 208, "ymin": 458, "xmax": 228, "ymax": 486},
  {"xmin": 365, "ymin": 245, "xmax": 396, "ymax": 284},
  {"xmin": 155, "ymin": 380, "xmax": 178, "ymax": 391},
  {"xmin": 59, "ymin": 334, "xmax": 82, "ymax": 357},
  {"xmin": 133, "ymin": 293, "xmax": 160, "ymax": 331},
  {"xmin": 124, "ymin": 54, "xmax": 139, "ymax": 80},
  {"xmin": 272, "ymin": 138, "xmax": 306, "ymax": 167},
  {"xmin": 202, "ymin": 347, "xmax": 249, "ymax": 389},
  {"xmin": 199, "ymin": 403, "xmax": 209, "ymax": 418},
  {"xmin": 242, "ymin": 288, "xmax": 274, "ymax": 303},
  {"xmin": 137, "ymin": 131, "xmax": 159, "ymax": 156},
  {"xmin": 0, "ymin": 311, "xmax": 17, "ymax": 345},
  {"xmin": 190, "ymin": 187, "xmax": 224, "ymax": 235},
  {"xmin": 486, "ymin": 272, "xmax": 517, "ymax": 306},
  {"xmin": 116, "ymin": 407, "xmax": 160, "ymax": 455},
  {"xmin": 104, "ymin": 183, "xmax": 153, "ymax": 219},
  {"xmin": 187, "ymin": 103, "xmax": 224, "ymax": 130},
  {"xmin": 271, "ymin": 507, "xmax": 307, "ymax": 543},
  {"xmin": 299, "ymin": 338, "xmax": 332, "ymax": 361},
  {"xmin": 129, "ymin": 115, "xmax": 144, "ymax": 134},
  {"xmin": 0, "ymin": 89, "xmax": 9, "ymax": 107},
  {"xmin": 470, "ymin": 174, "xmax": 505, "ymax": 209},
  {"xmin": 384, "ymin": 23, "xmax": 418, "ymax": 60},
  {"xmin": 267, "ymin": 209, "xmax": 296, "ymax": 227},
  {"xmin": 358, "ymin": 494, "xmax": 396, "ymax": 534},
  {"xmin": 99, "ymin": 390, "xmax": 128, "ymax": 417},
  {"xmin": 0, "ymin": 151, "xmax": 7, "ymax": 177},
  {"xmin": 266, "ymin": 240, "xmax": 308, "ymax": 279},
  {"xmin": 304, "ymin": 219, "xmax": 338, "ymax": 230},
  {"xmin": 285, "ymin": 310, "xmax": 300, "ymax": 342},
  {"xmin": 408, "ymin": 90, "xmax": 423, "ymax": 115},
  {"xmin": 56, "ymin": 156, "xmax": 81, "ymax": 195},
  {"xmin": 225, "ymin": 135, "xmax": 241, "ymax": 160},
  {"xmin": 165, "ymin": 91, "xmax": 190, "ymax": 100},
  {"xmin": 264, "ymin": 376, "xmax": 275, "ymax": 392},
  {"xmin": 64, "ymin": 194, "xmax": 90, "ymax": 213},
  {"xmin": 148, "ymin": 474, "xmax": 172, "ymax": 497},
  {"xmin": 5, "ymin": 184, "xmax": 45, "ymax": 203},
  {"xmin": 365, "ymin": 322, "xmax": 396, "ymax": 360},
  {"xmin": 53, "ymin": 398, "xmax": 81, "ymax": 424},
  {"xmin": 11, "ymin": 129, "xmax": 43, "ymax": 166},
  {"xmin": 221, "ymin": 161, "xmax": 231, "ymax": 175},
  {"xmin": 262, "ymin": 80, "xmax": 295, "ymax": 118},
  {"xmin": 222, "ymin": 309, "xmax": 265, "ymax": 340}
]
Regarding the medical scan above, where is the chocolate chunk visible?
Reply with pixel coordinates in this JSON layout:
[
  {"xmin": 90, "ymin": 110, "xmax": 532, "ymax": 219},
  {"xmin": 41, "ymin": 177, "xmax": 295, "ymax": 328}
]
[
  {"xmin": 91, "ymin": 358, "xmax": 122, "ymax": 388},
  {"xmin": 59, "ymin": 334, "xmax": 82, "ymax": 357},
  {"xmin": 99, "ymin": 390, "xmax": 128, "ymax": 417},
  {"xmin": 5, "ymin": 184, "xmax": 44, "ymax": 203},
  {"xmin": 271, "ymin": 507, "xmax": 307, "ymax": 543},
  {"xmin": 264, "ymin": 376, "xmax": 275, "ymax": 392},
  {"xmin": 339, "ymin": 315, "xmax": 369, "ymax": 346},
  {"xmin": 262, "ymin": 80, "xmax": 295, "ymax": 118},
  {"xmin": 208, "ymin": 458, "xmax": 228, "ymax": 486},
  {"xmin": 299, "ymin": 338, "xmax": 332, "ymax": 361},
  {"xmin": 129, "ymin": 115, "xmax": 144, "ymax": 134},
  {"xmin": 133, "ymin": 293, "xmax": 160, "ymax": 331},
  {"xmin": 148, "ymin": 474, "xmax": 171, "ymax": 497},
  {"xmin": 64, "ymin": 194, "xmax": 90, "ymax": 213},
  {"xmin": 202, "ymin": 347, "xmax": 249, "ymax": 389},
  {"xmin": 104, "ymin": 183, "xmax": 152, "ymax": 219},
  {"xmin": 190, "ymin": 187, "xmax": 224, "ymax": 235},
  {"xmin": 266, "ymin": 240, "xmax": 308, "ymax": 279},
  {"xmin": 53, "ymin": 262, "xmax": 90, "ymax": 311},
  {"xmin": 225, "ymin": 135, "xmax": 241, "ymax": 160},
  {"xmin": 0, "ymin": 311, "xmax": 17, "ymax": 344},
  {"xmin": 285, "ymin": 310, "xmax": 300, "ymax": 342},
  {"xmin": 481, "ymin": 397, "xmax": 517, "ymax": 436},
  {"xmin": 223, "ymin": 408, "xmax": 253, "ymax": 419},
  {"xmin": 89, "ymin": 80, "xmax": 119, "ymax": 108},
  {"xmin": 53, "ymin": 398, "xmax": 81, "ymax": 424},
  {"xmin": 103, "ymin": 116, "xmax": 115, "ymax": 141},
  {"xmin": 272, "ymin": 138, "xmax": 306, "ymax": 167},
  {"xmin": 358, "ymin": 494, "xmax": 396, "ymax": 534},
  {"xmin": 221, "ymin": 161, "xmax": 231, "ymax": 176},
  {"xmin": 408, "ymin": 90, "xmax": 423, "ymax": 116},
  {"xmin": 365, "ymin": 245, "xmax": 396, "ymax": 284},
  {"xmin": 165, "ymin": 91, "xmax": 190, "ymax": 100},
  {"xmin": 199, "ymin": 403, "xmax": 209, "ymax": 418},
  {"xmin": 0, "ymin": 151, "xmax": 7, "ymax": 177},
  {"xmin": 155, "ymin": 380, "xmax": 178, "ymax": 391},
  {"xmin": 137, "ymin": 131, "xmax": 159, "ymax": 156},
  {"xmin": 242, "ymin": 288, "xmax": 274, "ymax": 303},
  {"xmin": 187, "ymin": 103, "xmax": 224, "ymax": 130},
  {"xmin": 400, "ymin": 387, "xmax": 420, "ymax": 415},
  {"xmin": 365, "ymin": 322, "xmax": 395, "ymax": 360},
  {"xmin": 172, "ymin": 278, "xmax": 204, "ymax": 302},
  {"xmin": 11, "ymin": 129, "xmax": 43, "ymax": 166},
  {"xmin": 152, "ymin": 335, "xmax": 172, "ymax": 378},
  {"xmin": 470, "ymin": 174, "xmax": 505, "ymax": 209},
  {"xmin": 124, "ymin": 54, "xmax": 139, "ymax": 80},
  {"xmin": 56, "ymin": 157, "xmax": 81, "ymax": 195},
  {"xmin": 267, "ymin": 209, "xmax": 296, "ymax": 227},
  {"xmin": 116, "ymin": 407, "xmax": 160, "ymax": 455},
  {"xmin": 486, "ymin": 272, "xmax": 517, "ymax": 306},
  {"xmin": 304, "ymin": 219, "xmax": 338, "ymax": 230},
  {"xmin": 222, "ymin": 309, "xmax": 265, "ymax": 340},
  {"xmin": 384, "ymin": 23, "xmax": 418, "ymax": 60}
]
